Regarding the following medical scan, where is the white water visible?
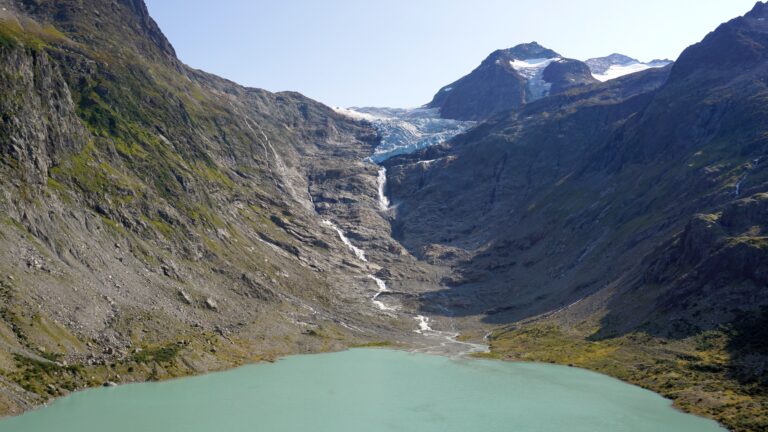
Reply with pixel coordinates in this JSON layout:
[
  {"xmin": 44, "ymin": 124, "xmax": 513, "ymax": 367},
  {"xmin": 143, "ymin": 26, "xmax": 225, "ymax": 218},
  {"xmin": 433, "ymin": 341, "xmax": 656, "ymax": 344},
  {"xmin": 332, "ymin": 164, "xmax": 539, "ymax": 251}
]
[
  {"xmin": 322, "ymin": 169, "xmax": 487, "ymax": 355},
  {"xmin": 413, "ymin": 315, "xmax": 489, "ymax": 356},
  {"xmin": 414, "ymin": 315, "xmax": 433, "ymax": 334},
  {"xmin": 321, "ymin": 220, "xmax": 367, "ymax": 262},
  {"xmin": 735, "ymin": 157, "xmax": 762, "ymax": 197},
  {"xmin": 368, "ymin": 275, "xmax": 397, "ymax": 312},
  {"xmin": 376, "ymin": 167, "xmax": 390, "ymax": 211},
  {"xmin": 735, "ymin": 175, "xmax": 747, "ymax": 196}
]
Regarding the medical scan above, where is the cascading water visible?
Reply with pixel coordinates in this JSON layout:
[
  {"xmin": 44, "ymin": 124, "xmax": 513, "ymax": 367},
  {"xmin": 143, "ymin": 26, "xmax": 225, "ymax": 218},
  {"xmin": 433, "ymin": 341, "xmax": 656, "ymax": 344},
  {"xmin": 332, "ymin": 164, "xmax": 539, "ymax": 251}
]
[
  {"xmin": 321, "ymin": 165, "xmax": 488, "ymax": 356},
  {"xmin": 367, "ymin": 275, "xmax": 397, "ymax": 312},
  {"xmin": 377, "ymin": 167, "xmax": 390, "ymax": 211},
  {"xmin": 321, "ymin": 220, "xmax": 367, "ymax": 262}
]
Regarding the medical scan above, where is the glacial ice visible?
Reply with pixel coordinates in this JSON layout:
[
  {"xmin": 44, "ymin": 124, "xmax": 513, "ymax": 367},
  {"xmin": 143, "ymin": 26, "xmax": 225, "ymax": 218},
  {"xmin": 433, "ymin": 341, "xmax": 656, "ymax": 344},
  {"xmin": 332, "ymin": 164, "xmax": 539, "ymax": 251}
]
[{"xmin": 334, "ymin": 106, "xmax": 475, "ymax": 163}]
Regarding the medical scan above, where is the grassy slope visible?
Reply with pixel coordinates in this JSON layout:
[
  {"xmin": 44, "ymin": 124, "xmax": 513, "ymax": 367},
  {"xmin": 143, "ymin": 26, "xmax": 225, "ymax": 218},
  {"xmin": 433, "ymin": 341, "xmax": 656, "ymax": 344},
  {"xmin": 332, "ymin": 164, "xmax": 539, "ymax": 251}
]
[{"xmin": 480, "ymin": 318, "xmax": 767, "ymax": 432}]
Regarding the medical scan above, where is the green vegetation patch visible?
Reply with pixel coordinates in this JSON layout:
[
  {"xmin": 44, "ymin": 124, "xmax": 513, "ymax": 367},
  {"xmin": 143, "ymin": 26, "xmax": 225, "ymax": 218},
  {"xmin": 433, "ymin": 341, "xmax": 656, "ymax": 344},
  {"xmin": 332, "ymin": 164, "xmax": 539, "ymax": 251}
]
[
  {"xmin": 131, "ymin": 343, "xmax": 183, "ymax": 364},
  {"xmin": 11, "ymin": 354, "xmax": 83, "ymax": 395},
  {"xmin": 486, "ymin": 323, "xmax": 768, "ymax": 432},
  {"xmin": 0, "ymin": 18, "xmax": 70, "ymax": 51},
  {"xmin": 350, "ymin": 341, "xmax": 393, "ymax": 348}
]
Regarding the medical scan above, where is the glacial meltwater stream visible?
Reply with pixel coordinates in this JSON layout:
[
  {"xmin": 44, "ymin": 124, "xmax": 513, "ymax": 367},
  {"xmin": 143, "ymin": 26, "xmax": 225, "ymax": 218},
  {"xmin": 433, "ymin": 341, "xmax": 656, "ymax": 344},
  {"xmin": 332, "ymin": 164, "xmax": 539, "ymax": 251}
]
[{"xmin": 0, "ymin": 349, "xmax": 725, "ymax": 432}]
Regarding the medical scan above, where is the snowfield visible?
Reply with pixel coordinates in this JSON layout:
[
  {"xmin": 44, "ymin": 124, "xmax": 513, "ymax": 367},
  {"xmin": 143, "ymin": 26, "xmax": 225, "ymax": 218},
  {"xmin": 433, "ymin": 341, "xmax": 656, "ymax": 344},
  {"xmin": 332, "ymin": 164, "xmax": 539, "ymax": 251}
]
[
  {"xmin": 510, "ymin": 57, "xmax": 559, "ymax": 100},
  {"xmin": 593, "ymin": 63, "xmax": 654, "ymax": 81},
  {"xmin": 590, "ymin": 59, "xmax": 671, "ymax": 82}
]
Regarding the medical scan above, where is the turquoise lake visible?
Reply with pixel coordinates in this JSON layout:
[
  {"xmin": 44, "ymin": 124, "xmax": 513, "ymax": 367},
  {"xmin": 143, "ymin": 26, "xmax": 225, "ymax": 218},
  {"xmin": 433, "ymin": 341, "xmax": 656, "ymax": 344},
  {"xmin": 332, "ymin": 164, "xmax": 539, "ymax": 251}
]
[{"xmin": 0, "ymin": 349, "xmax": 726, "ymax": 432}]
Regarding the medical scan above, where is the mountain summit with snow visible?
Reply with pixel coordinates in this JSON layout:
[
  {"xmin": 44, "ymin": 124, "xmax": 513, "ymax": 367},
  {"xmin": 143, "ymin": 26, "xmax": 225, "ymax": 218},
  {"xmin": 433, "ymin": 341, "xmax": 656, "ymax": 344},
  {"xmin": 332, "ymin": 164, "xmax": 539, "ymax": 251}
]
[
  {"xmin": 428, "ymin": 42, "xmax": 672, "ymax": 121},
  {"xmin": 332, "ymin": 44, "xmax": 673, "ymax": 164},
  {"xmin": 586, "ymin": 54, "xmax": 672, "ymax": 82},
  {"xmin": 427, "ymin": 42, "xmax": 598, "ymax": 120}
]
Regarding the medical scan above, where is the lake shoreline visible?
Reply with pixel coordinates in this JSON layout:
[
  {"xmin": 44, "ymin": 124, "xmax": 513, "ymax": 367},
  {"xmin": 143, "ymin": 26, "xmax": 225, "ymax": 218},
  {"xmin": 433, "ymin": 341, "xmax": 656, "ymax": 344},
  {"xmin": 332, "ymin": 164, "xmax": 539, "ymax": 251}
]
[
  {"xmin": 0, "ymin": 340, "xmax": 728, "ymax": 431},
  {"xmin": 0, "ymin": 348, "xmax": 727, "ymax": 432}
]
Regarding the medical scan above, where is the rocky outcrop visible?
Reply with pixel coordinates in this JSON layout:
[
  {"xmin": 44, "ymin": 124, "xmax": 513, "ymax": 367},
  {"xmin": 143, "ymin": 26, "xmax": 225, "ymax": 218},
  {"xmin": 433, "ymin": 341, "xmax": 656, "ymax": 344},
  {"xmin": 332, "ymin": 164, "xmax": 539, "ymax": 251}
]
[
  {"xmin": 0, "ymin": 46, "xmax": 86, "ymax": 185},
  {"xmin": 542, "ymin": 59, "xmax": 598, "ymax": 94},
  {"xmin": 640, "ymin": 193, "xmax": 768, "ymax": 331}
]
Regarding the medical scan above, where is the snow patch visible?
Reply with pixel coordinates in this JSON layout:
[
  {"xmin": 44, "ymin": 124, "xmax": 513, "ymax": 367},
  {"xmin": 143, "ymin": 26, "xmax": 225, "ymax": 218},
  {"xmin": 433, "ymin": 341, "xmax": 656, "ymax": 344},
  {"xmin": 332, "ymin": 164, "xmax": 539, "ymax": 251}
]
[
  {"xmin": 510, "ymin": 57, "xmax": 559, "ymax": 100},
  {"xmin": 510, "ymin": 57, "xmax": 558, "ymax": 72},
  {"xmin": 592, "ymin": 62, "xmax": 669, "ymax": 82}
]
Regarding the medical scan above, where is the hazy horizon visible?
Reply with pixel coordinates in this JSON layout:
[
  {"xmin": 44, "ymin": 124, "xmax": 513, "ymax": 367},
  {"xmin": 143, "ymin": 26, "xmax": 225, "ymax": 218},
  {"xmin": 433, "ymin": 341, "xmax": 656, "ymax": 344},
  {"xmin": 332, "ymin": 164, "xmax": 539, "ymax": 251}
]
[{"xmin": 146, "ymin": 0, "xmax": 758, "ymax": 108}]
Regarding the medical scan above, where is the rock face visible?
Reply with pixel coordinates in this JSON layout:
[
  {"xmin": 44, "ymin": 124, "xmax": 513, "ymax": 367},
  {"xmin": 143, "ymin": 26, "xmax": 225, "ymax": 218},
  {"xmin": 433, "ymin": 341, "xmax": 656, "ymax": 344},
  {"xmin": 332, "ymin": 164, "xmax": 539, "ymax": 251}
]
[
  {"xmin": 426, "ymin": 42, "xmax": 597, "ymax": 121},
  {"xmin": 635, "ymin": 193, "xmax": 768, "ymax": 336},
  {"xmin": 585, "ymin": 53, "xmax": 641, "ymax": 74},
  {"xmin": 387, "ymin": 65, "xmax": 674, "ymax": 320},
  {"xmin": 542, "ymin": 58, "xmax": 599, "ymax": 94}
]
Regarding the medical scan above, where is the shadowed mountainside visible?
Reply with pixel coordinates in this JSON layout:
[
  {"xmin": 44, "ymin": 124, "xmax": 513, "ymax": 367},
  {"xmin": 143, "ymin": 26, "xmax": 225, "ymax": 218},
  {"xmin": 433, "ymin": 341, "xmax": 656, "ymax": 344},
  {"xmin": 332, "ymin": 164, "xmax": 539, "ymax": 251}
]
[{"xmin": 387, "ymin": 3, "xmax": 768, "ymax": 430}]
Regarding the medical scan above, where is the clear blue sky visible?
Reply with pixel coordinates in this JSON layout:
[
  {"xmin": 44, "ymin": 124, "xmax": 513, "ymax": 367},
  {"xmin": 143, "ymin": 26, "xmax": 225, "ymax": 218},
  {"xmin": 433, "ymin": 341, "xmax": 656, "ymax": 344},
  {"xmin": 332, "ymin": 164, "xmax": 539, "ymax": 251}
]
[{"xmin": 145, "ymin": 0, "xmax": 757, "ymax": 108}]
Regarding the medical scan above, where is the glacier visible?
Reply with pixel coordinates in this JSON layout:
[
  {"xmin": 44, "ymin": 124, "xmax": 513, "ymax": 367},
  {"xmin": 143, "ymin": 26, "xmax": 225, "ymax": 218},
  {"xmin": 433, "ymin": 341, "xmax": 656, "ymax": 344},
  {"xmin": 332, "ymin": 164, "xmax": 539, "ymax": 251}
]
[
  {"xmin": 334, "ymin": 106, "xmax": 475, "ymax": 163},
  {"xmin": 510, "ymin": 57, "xmax": 559, "ymax": 100}
]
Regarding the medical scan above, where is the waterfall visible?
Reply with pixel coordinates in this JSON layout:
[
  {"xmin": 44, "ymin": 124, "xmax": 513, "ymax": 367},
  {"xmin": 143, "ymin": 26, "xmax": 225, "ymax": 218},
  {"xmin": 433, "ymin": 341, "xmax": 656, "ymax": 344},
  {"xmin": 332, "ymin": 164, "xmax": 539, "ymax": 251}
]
[{"xmin": 377, "ymin": 167, "xmax": 390, "ymax": 211}]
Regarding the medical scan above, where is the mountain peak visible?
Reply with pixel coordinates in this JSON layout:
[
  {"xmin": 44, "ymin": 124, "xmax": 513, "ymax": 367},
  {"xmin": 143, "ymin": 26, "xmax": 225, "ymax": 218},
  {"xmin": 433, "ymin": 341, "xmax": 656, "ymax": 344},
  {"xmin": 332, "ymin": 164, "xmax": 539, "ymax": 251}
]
[
  {"xmin": 747, "ymin": 1, "xmax": 768, "ymax": 19},
  {"xmin": 428, "ymin": 42, "xmax": 598, "ymax": 120},
  {"xmin": 480, "ymin": 42, "xmax": 560, "ymax": 69},
  {"xmin": 671, "ymin": 0, "xmax": 768, "ymax": 80},
  {"xmin": 588, "ymin": 53, "xmax": 639, "ymax": 66},
  {"xmin": 8, "ymin": 0, "xmax": 176, "ymax": 61},
  {"xmin": 503, "ymin": 42, "xmax": 560, "ymax": 60}
]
